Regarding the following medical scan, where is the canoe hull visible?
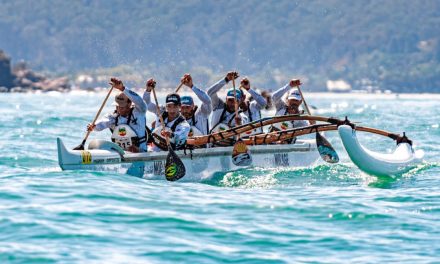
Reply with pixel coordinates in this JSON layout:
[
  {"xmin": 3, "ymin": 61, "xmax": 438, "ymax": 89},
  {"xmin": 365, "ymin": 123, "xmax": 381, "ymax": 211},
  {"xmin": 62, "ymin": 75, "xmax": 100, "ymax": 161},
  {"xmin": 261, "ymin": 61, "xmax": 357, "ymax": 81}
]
[{"xmin": 57, "ymin": 138, "xmax": 321, "ymax": 181}]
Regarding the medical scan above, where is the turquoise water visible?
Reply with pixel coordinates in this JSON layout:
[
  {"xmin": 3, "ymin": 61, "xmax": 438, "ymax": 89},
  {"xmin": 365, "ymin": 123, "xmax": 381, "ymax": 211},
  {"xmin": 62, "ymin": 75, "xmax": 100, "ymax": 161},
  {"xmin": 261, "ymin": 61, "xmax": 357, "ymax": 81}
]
[{"xmin": 1, "ymin": 92, "xmax": 439, "ymax": 263}]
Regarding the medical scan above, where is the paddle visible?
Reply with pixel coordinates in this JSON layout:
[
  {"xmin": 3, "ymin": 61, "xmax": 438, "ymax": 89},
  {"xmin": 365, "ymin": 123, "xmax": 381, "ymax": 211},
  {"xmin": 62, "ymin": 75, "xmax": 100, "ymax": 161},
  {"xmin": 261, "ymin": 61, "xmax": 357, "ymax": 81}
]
[
  {"xmin": 231, "ymin": 75, "xmax": 252, "ymax": 166},
  {"xmin": 73, "ymin": 85, "xmax": 114, "ymax": 150},
  {"xmin": 174, "ymin": 82, "xmax": 184, "ymax": 93},
  {"xmin": 296, "ymin": 84, "xmax": 339, "ymax": 163},
  {"xmin": 151, "ymin": 86, "xmax": 186, "ymax": 181}
]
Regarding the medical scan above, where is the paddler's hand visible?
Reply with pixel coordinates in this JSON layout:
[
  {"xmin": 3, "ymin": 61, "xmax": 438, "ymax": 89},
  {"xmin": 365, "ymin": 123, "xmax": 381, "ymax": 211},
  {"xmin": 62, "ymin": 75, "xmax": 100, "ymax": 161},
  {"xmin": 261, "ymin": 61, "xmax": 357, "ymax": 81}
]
[
  {"xmin": 127, "ymin": 145, "xmax": 139, "ymax": 153},
  {"xmin": 145, "ymin": 78, "xmax": 156, "ymax": 92},
  {"xmin": 225, "ymin": 71, "xmax": 239, "ymax": 82},
  {"xmin": 160, "ymin": 130, "xmax": 173, "ymax": 138},
  {"xmin": 289, "ymin": 79, "xmax": 302, "ymax": 87},
  {"xmin": 235, "ymin": 116, "xmax": 242, "ymax": 126},
  {"xmin": 181, "ymin": 73, "xmax": 193, "ymax": 88},
  {"xmin": 240, "ymin": 78, "xmax": 250, "ymax": 91},
  {"xmin": 87, "ymin": 123, "xmax": 96, "ymax": 132},
  {"xmin": 110, "ymin": 77, "xmax": 125, "ymax": 91}
]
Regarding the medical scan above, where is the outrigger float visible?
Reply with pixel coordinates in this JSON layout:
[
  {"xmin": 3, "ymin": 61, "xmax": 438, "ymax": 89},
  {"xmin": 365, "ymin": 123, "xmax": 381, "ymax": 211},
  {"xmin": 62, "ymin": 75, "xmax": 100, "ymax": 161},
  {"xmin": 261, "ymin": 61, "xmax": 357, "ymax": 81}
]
[{"xmin": 57, "ymin": 114, "xmax": 424, "ymax": 181}]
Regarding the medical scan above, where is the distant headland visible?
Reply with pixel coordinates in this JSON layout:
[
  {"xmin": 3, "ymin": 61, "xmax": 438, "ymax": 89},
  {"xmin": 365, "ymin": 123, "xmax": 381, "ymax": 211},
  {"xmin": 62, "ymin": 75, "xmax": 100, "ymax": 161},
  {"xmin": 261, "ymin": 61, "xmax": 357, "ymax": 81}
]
[{"xmin": 0, "ymin": 50, "xmax": 70, "ymax": 93}]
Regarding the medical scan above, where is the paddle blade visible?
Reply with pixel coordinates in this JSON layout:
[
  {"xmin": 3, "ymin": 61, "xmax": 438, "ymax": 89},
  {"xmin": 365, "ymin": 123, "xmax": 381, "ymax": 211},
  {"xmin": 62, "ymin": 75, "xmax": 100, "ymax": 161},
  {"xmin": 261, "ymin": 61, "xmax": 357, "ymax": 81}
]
[
  {"xmin": 316, "ymin": 132, "xmax": 339, "ymax": 163},
  {"xmin": 165, "ymin": 146, "xmax": 186, "ymax": 181},
  {"xmin": 73, "ymin": 140, "xmax": 86, "ymax": 150},
  {"xmin": 232, "ymin": 139, "xmax": 252, "ymax": 166}
]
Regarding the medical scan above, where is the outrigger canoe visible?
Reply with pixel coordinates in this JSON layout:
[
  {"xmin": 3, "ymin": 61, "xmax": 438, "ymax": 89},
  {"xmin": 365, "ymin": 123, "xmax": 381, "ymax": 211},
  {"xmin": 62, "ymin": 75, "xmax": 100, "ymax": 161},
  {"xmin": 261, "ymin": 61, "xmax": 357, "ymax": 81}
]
[{"xmin": 58, "ymin": 114, "xmax": 424, "ymax": 180}]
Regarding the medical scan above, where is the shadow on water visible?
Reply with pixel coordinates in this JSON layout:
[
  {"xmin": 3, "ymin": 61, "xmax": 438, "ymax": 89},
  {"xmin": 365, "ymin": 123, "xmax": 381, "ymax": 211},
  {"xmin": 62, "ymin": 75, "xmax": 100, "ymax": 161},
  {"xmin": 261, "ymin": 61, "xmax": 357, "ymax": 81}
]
[
  {"xmin": 366, "ymin": 176, "xmax": 400, "ymax": 189},
  {"xmin": 362, "ymin": 161, "xmax": 438, "ymax": 189}
]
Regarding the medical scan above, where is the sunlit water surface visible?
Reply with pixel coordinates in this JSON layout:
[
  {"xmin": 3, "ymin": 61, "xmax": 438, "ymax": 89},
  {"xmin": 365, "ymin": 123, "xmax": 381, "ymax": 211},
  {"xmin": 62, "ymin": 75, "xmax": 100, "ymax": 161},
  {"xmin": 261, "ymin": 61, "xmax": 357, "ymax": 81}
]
[{"xmin": 0, "ymin": 92, "xmax": 439, "ymax": 263}]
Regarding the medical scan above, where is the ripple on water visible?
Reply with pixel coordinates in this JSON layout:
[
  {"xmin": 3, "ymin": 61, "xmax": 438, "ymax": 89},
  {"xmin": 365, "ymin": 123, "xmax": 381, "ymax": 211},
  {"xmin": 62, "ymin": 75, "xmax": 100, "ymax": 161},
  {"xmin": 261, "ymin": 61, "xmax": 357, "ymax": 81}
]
[{"xmin": 1, "ymin": 93, "xmax": 440, "ymax": 263}]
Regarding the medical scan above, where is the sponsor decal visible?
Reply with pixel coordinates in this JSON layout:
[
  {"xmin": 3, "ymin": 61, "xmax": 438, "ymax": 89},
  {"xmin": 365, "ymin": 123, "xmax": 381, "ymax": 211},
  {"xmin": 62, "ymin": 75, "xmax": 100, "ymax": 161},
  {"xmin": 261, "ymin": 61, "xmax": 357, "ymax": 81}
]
[
  {"xmin": 281, "ymin": 122, "xmax": 289, "ymax": 130},
  {"xmin": 232, "ymin": 140, "xmax": 252, "ymax": 166},
  {"xmin": 145, "ymin": 165, "xmax": 154, "ymax": 174},
  {"xmin": 165, "ymin": 164, "xmax": 177, "ymax": 179},
  {"xmin": 80, "ymin": 151, "xmax": 92, "ymax": 164},
  {"xmin": 153, "ymin": 161, "xmax": 164, "ymax": 175},
  {"xmin": 274, "ymin": 153, "xmax": 289, "ymax": 166},
  {"xmin": 106, "ymin": 158, "xmax": 120, "ymax": 163},
  {"xmin": 233, "ymin": 141, "xmax": 248, "ymax": 155},
  {"xmin": 118, "ymin": 127, "xmax": 127, "ymax": 136},
  {"xmin": 94, "ymin": 159, "xmax": 105, "ymax": 164}
]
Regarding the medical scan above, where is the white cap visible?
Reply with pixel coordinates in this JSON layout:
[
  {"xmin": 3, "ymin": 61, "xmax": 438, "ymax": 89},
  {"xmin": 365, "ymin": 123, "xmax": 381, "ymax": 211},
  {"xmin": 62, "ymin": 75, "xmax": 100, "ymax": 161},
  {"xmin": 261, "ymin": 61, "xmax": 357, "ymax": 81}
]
[
  {"xmin": 287, "ymin": 89, "xmax": 302, "ymax": 101},
  {"xmin": 113, "ymin": 92, "xmax": 131, "ymax": 107}
]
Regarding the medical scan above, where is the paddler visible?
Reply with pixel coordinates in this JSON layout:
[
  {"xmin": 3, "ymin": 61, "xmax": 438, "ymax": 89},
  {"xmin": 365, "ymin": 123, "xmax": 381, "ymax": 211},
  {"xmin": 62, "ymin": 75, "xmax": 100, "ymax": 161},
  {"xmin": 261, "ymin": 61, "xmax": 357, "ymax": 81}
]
[
  {"xmin": 237, "ymin": 77, "xmax": 267, "ymax": 135},
  {"xmin": 207, "ymin": 71, "xmax": 249, "ymax": 133},
  {"xmin": 270, "ymin": 78, "xmax": 309, "ymax": 132},
  {"xmin": 179, "ymin": 73, "xmax": 212, "ymax": 136},
  {"xmin": 87, "ymin": 77, "xmax": 147, "ymax": 153},
  {"xmin": 143, "ymin": 80, "xmax": 190, "ymax": 151}
]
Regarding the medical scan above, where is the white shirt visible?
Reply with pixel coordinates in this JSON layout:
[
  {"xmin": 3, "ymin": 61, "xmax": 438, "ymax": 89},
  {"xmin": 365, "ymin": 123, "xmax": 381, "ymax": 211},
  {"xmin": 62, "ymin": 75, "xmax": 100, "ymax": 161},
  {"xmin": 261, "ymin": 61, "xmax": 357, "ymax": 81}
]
[{"xmin": 94, "ymin": 87, "xmax": 147, "ymax": 152}]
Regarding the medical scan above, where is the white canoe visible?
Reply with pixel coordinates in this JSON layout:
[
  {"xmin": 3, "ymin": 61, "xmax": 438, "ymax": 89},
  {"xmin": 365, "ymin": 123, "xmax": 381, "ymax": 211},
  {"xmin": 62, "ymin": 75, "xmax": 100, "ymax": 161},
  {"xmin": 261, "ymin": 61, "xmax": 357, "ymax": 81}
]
[
  {"xmin": 338, "ymin": 125, "xmax": 424, "ymax": 176},
  {"xmin": 57, "ymin": 138, "xmax": 320, "ymax": 181}
]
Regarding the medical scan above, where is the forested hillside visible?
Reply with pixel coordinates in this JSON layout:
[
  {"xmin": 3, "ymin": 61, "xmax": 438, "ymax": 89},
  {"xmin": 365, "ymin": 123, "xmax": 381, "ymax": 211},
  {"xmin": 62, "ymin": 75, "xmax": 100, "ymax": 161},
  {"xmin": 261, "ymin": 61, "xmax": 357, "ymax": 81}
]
[{"xmin": 1, "ymin": 0, "xmax": 439, "ymax": 92}]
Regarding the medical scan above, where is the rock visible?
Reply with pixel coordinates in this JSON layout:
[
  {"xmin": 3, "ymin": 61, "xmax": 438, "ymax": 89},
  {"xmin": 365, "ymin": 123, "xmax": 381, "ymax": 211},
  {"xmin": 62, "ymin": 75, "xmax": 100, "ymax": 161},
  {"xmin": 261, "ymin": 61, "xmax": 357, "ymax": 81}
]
[
  {"xmin": 0, "ymin": 50, "xmax": 15, "ymax": 89},
  {"xmin": 10, "ymin": 87, "xmax": 26, "ymax": 93},
  {"xmin": 0, "ymin": 49, "xmax": 72, "ymax": 92},
  {"xmin": 35, "ymin": 77, "xmax": 70, "ymax": 92},
  {"xmin": 13, "ymin": 62, "xmax": 46, "ymax": 84}
]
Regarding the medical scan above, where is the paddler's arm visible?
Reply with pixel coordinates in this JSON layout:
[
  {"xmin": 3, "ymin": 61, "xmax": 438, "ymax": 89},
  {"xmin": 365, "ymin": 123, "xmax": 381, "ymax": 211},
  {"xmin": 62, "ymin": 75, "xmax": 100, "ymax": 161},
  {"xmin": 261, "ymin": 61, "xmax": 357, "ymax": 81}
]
[
  {"xmin": 271, "ymin": 83, "xmax": 291, "ymax": 110},
  {"xmin": 142, "ymin": 91, "xmax": 159, "ymax": 114},
  {"xmin": 122, "ymin": 87, "xmax": 147, "ymax": 113},
  {"xmin": 207, "ymin": 71, "xmax": 238, "ymax": 110},
  {"xmin": 241, "ymin": 78, "xmax": 267, "ymax": 110},
  {"xmin": 88, "ymin": 113, "xmax": 114, "ymax": 132},
  {"xmin": 192, "ymin": 85, "xmax": 212, "ymax": 116},
  {"xmin": 181, "ymin": 73, "xmax": 212, "ymax": 116},
  {"xmin": 110, "ymin": 77, "xmax": 146, "ymax": 112},
  {"xmin": 143, "ymin": 78, "xmax": 161, "ymax": 114},
  {"xmin": 207, "ymin": 78, "xmax": 227, "ymax": 110},
  {"xmin": 87, "ymin": 77, "xmax": 122, "ymax": 132},
  {"xmin": 248, "ymin": 89, "xmax": 267, "ymax": 111}
]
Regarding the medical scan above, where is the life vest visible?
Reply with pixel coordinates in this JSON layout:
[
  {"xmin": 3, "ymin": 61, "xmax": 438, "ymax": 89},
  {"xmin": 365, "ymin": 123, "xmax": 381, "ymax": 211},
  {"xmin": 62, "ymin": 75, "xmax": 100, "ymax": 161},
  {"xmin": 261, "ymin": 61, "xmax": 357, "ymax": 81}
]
[
  {"xmin": 187, "ymin": 106, "xmax": 198, "ymax": 127},
  {"xmin": 111, "ymin": 124, "xmax": 140, "ymax": 150},
  {"xmin": 268, "ymin": 107, "xmax": 306, "ymax": 144},
  {"xmin": 210, "ymin": 103, "xmax": 242, "ymax": 133},
  {"xmin": 150, "ymin": 112, "xmax": 187, "ymax": 150},
  {"xmin": 110, "ymin": 108, "xmax": 146, "ymax": 150},
  {"xmin": 269, "ymin": 107, "xmax": 302, "ymax": 132},
  {"xmin": 188, "ymin": 126, "xmax": 203, "ymax": 137},
  {"xmin": 242, "ymin": 101, "xmax": 262, "ymax": 136},
  {"xmin": 185, "ymin": 106, "xmax": 210, "ymax": 135},
  {"xmin": 161, "ymin": 112, "xmax": 186, "ymax": 133},
  {"xmin": 210, "ymin": 123, "xmax": 231, "ymax": 133}
]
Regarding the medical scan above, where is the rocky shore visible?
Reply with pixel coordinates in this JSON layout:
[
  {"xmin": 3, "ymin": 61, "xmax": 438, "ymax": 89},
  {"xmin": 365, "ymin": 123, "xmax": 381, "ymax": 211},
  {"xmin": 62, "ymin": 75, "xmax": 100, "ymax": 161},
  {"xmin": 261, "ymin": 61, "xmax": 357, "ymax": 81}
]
[{"xmin": 0, "ymin": 50, "xmax": 70, "ymax": 93}]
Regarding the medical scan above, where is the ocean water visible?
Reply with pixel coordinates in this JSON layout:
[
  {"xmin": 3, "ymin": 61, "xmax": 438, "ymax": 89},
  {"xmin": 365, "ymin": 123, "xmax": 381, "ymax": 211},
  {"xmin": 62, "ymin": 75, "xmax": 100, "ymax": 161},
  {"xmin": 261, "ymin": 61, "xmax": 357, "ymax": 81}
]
[{"xmin": 1, "ymin": 91, "xmax": 439, "ymax": 263}]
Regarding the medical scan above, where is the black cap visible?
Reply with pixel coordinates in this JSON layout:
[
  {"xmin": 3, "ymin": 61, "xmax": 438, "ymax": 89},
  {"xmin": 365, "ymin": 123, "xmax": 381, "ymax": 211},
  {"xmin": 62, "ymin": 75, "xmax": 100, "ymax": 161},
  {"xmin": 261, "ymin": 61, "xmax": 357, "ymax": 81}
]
[{"xmin": 165, "ymin": 93, "xmax": 181, "ymax": 105}]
